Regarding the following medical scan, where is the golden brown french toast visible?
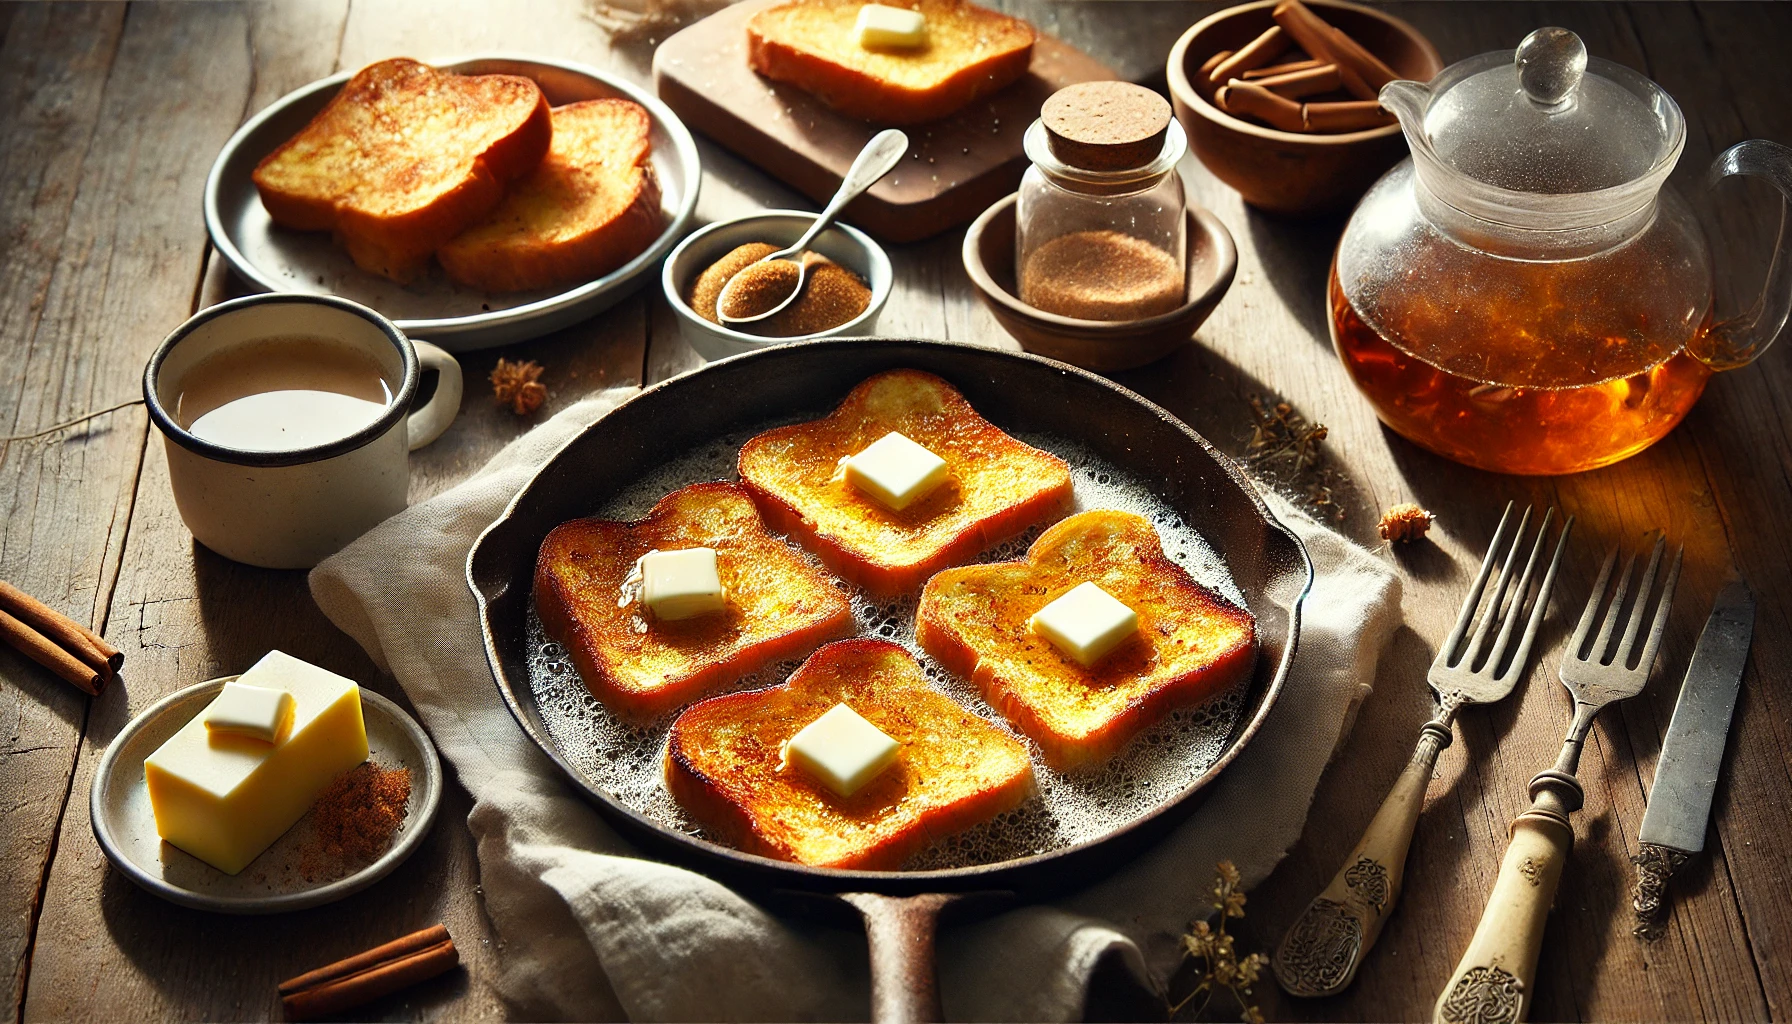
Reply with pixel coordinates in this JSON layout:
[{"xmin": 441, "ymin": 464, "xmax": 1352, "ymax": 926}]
[
  {"xmin": 665, "ymin": 638, "xmax": 1034, "ymax": 868},
  {"xmin": 534, "ymin": 482, "xmax": 854, "ymax": 722},
  {"xmin": 737, "ymin": 370, "xmax": 1073, "ymax": 595},
  {"xmin": 438, "ymin": 99, "xmax": 663, "ymax": 293},
  {"xmin": 916, "ymin": 509, "xmax": 1256, "ymax": 768},
  {"xmin": 252, "ymin": 58, "xmax": 552, "ymax": 283},
  {"xmin": 747, "ymin": 0, "xmax": 1037, "ymax": 125}
]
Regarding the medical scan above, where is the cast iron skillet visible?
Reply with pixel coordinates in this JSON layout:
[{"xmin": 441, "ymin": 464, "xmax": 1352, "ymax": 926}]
[{"xmin": 468, "ymin": 339, "xmax": 1313, "ymax": 1021}]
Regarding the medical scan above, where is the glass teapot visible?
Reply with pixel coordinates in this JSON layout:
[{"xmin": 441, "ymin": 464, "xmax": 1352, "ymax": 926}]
[{"xmin": 1332, "ymin": 27, "xmax": 1792, "ymax": 475}]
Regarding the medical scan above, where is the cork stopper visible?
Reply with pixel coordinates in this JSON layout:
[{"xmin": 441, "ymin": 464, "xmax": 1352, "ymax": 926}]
[{"xmin": 1041, "ymin": 81, "xmax": 1173, "ymax": 171}]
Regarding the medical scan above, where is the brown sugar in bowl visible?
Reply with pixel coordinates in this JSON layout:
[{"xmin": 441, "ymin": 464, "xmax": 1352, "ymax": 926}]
[
  {"xmin": 962, "ymin": 194, "xmax": 1238, "ymax": 372},
  {"xmin": 1167, "ymin": 0, "xmax": 1442, "ymax": 216}
]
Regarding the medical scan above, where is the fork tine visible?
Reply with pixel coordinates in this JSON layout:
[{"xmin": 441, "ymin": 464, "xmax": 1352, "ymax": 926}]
[
  {"xmin": 1438, "ymin": 501, "xmax": 1516, "ymax": 667},
  {"xmin": 1631, "ymin": 545, "xmax": 1684, "ymax": 673},
  {"xmin": 1485, "ymin": 508, "xmax": 1556, "ymax": 678},
  {"xmin": 1462, "ymin": 505, "xmax": 1533, "ymax": 671},
  {"xmin": 1591, "ymin": 550, "xmax": 1638, "ymax": 665},
  {"xmin": 1570, "ymin": 547, "xmax": 1618, "ymax": 660},
  {"xmin": 1614, "ymin": 535, "xmax": 1667, "ymax": 666},
  {"xmin": 1500, "ymin": 514, "xmax": 1574, "ymax": 683}
]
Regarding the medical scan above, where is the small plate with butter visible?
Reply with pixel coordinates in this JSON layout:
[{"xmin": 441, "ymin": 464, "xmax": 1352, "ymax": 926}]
[{"xmin": 90, "ymin": 656, "xmax": 442, "ymax": 914}]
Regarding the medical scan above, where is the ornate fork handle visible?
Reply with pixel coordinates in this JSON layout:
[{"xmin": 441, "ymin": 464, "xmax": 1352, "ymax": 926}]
[
  {"xmin": 1433, "ymin": 704, "xmax": 1595, "ymax": 1024},
  {"xmin": 1273, "ymin": 709, "xmax": 1457, "ymax": 997}
]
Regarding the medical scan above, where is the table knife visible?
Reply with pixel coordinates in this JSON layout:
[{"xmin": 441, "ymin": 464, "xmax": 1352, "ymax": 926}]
[{"xmin": 1632, "ymin": 580, "xmax": 1755, "ymax": 940}]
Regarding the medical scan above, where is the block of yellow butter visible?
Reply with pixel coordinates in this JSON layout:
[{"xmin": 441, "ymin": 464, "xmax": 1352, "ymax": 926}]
[{"xmin": 145, "ymin": 650, "xmax": 369, "ymax": 875}]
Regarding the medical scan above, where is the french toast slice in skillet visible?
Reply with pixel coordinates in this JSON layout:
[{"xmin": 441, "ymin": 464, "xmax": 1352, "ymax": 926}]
[
  {"xmin": 916, "ymin": 509, "xmax": 1256, "ymax": 769},
  {"xmin": 737, "ymin": 370, "xmax": 1074, "ymax": 595},
  {"xmin": 665, "ymin": 638, "xmax": 1034, "ymax": 869},
  {"xmin": 252, "ymin": 58, "xmax": 552, "ymax": 283},
  {"xmin": 534, "ymin": 482, "xmax": 854, "ymax": 722}
]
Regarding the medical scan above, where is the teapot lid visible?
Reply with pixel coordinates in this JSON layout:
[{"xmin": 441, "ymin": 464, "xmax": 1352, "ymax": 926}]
[{"xmin": 1416, "ymin": 27, "xmax": 1683, "ymax": 194}]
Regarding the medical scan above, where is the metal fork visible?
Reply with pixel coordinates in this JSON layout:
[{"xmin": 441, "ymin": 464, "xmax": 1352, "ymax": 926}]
[
  {"xmin": 1433, "ymin": 537, "xmax": 1681, "ymax": 1024},
  {"xmin": 1274, "ymin": 503, "xmax": 1572, "ymax": 998}
]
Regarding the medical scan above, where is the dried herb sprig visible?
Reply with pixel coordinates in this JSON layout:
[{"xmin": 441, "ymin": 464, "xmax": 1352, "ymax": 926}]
[
  {"xmin": 1167, "ymin": 861, "xmax": 1269, "ymax": 1023},
  {"xmin": 1244, "ymin": 395, "xmax": 1345, "ymax": 522}
]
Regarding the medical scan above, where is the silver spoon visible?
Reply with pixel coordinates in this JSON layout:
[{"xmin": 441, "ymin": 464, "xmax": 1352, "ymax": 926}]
[{"xmin": 717, "ymin": 129, "xmax": 908, "ymax": 325}]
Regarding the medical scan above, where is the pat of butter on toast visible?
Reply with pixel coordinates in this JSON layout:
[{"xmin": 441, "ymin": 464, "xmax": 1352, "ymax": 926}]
[
  {"xmin": 534, "ymin": 482, "xmax": 855, "ymax": 722},
  {"xmin": 666, "ymin": 639, "xmax": 1034, "ymax": 868},
  {"xmin": 917, "ymin": 509, "xmax": 1256, "ymax": 768},
  {"xmin": 738, "ymin": 369, "xmax": 1074, "ymax": 595}
]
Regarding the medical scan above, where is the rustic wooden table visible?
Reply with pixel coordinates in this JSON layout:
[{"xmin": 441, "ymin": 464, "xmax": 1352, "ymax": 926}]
[{"xmin": 3, "ymin": 1, "xmax": 1788, "ymax": 1020}]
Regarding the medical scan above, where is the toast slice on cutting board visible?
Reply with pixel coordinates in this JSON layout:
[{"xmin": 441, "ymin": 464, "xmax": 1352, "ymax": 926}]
[
  {"xmin": 747, "ymin": 0, "xmax": 1037, "ymax": 125},
  {"xmin": 665, "ymin": 638, "xmax": 1035, "ymax": 869},
  {"xmin": 534, "ymin": 481, "xmax": 855, "ymax": 722},
  {"xmin": 438, "ymin": 99, "xmax": 663, "ymax": 293},
  {"xmin": 917, "ymin": 509, "xmax": 1256, "ymax": 768},
  {"xmin": 737, "ymin": 369, "xmax": 1074, "ymax": 595},
  {"xmin": 252, "ymin": 57, "xmax": 552, "ymax": 283}
]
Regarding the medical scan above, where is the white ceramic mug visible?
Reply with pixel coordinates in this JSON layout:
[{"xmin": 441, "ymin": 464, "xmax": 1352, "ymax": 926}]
[{"xmin": 143, "ymin": 294, "xmax": 463, "ymax": 569}]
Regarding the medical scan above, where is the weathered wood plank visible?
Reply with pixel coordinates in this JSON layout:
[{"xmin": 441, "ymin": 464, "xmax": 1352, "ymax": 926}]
[{"xmin": 0, "ymin": 4, "xmax": 153, "ymax": 1019}]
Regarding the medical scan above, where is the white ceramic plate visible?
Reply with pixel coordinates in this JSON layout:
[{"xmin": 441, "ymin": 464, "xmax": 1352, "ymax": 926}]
[
  {"xmin": 90, "ymin": 676, "xmax": 442, "ymax": 914},
  {"xmin": 204, "ymin": 54, "xmax": 702, "ymax": 351}
]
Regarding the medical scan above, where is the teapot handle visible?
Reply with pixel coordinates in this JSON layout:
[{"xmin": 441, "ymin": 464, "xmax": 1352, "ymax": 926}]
[{"xmin": 1695, "ymin": 139, "xmax": 1792, "ymax": 370}]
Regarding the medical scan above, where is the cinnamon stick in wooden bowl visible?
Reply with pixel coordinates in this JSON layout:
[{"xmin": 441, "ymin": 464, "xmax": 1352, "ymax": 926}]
[{"xmin": 1168, "ymin": 0, "xmax": 1442, "ymax": 216}]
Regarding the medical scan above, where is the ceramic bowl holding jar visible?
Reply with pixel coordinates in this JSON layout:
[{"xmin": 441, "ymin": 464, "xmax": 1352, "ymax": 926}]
[{"xmin": 661, "ymin": 211, "xmax": 892, "ymax": 361}]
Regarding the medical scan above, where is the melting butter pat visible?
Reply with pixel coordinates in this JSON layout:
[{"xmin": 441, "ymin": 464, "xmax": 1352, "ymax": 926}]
[
  {"xmin": 855, "ymin": 4, "xmax": 927, "ymax": 49},
  {"xmin": 844, "ymin": 431, "xmax": 948, "ymax": 511},
  {"xmin": 784, "ymin": 703, "xmax": 900, "ymax": 797},
  {"xmin": 1030, "ymin": 581, "xmax": 1139, "ymax": 668},
  {"xmin": 641, "ymin": 547, "xmax": 726, "ymax": 621},
  {"xmin": 144, "ymin": 651, "xmax": 368, "ymax": 875},
  {"xmin": 202, "ymin": 681, "xmax": 294, "ymax": 744}
]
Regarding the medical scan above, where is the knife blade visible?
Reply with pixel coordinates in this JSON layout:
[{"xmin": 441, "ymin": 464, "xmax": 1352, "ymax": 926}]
[{"xmin": 1638, "ymin": 580, "xmax": 1755, "ymax": 855}]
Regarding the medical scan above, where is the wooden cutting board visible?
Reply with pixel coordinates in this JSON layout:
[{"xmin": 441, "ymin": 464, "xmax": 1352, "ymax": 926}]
[{"xmin": 652, "ymin": 0, "xmax": 1117, "ymax": 243}]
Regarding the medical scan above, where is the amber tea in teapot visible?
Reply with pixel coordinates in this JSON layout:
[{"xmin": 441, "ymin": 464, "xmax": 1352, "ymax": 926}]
[{"xmin": 1332, "ymin": 27, "xmax": 1792, "ymax": 475}]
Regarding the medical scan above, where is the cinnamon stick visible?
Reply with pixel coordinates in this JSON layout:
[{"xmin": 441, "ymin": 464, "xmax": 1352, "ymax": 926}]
[
  {"xmin": 279, "ymin": 925, "xmax": 458, "ymax": 1021},
  {"xmin": 1241, "ymin": 57, "xmax": 1325, "ymax": 80},
  {"xmin": 1303, "ymin": 98, "xmax": 1395, "ymax": 132},
  {"xmin": 1208, "ymin": 25, "xmax": 1291, "ymax": 85},
  {"xmin": 1271, "ymin": 0, "xmax": 1383, "ymax": 100},
  {"xmin": 1254, "ymin": 62, "xmax": 1343, "ymax": 99},
  {"xmin": 0, "ymin": 607, "xmax": 103, "ymax": 695},
  {"xmin": 1217, "ymin": 80, "xmax": 1306, "ymax": 132},
  {"xmin": 0, "ymin": 580, "xmax": 122, "ymax": 673}
]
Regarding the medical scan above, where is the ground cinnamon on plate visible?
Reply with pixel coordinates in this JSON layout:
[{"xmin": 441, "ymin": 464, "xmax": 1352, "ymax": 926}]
[
  {"xmin": 297, "ymin": 761, "xmax": 412, "ymax": 882},
  {"xmin": 1020, "ymin": 230, "xmax": 1184, "ymax": 321}
]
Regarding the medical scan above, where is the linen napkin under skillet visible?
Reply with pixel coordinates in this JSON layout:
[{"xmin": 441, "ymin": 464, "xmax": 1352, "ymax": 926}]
[{"xmin": 310, "ymin": 388, "xmax": 1401, "ymax": 1022}]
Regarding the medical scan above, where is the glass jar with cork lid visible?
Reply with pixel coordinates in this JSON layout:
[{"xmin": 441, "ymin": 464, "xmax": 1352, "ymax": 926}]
[{"xmin": 1017, "ymin": 81, "xmax": 1188, "ymax": 321}]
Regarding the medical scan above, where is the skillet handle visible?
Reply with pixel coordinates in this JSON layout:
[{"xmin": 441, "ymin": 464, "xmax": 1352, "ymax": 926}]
[{"xmin": 840, "ymin": 892, "xmax": 958, "ymax": 1023}]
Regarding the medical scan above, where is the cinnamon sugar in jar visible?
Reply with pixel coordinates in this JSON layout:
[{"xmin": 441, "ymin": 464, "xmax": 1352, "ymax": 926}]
[{"xmin": 1017, "ymin": 81, "xmax": 1187, "ymax": 321}]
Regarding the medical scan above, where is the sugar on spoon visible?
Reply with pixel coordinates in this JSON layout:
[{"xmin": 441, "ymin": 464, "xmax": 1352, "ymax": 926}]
[{"xmin": 716, "ymin": 129, "xmax": 908, "ymax": 325}]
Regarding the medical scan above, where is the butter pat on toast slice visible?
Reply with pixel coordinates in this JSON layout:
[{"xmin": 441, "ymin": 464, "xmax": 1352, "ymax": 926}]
[
  {"xmin": 747, "ymin": 0, "xmax": 1037, "ymax": 125},
  {"xmin": 917, "ymin": 509, "xmax": 1256, "ymax": 768},
  {"xmin": 534, "ymin": 482, "xmax": 854, "ymax": 722},
  {"xmin": 252, "ymin": 58, "xmax": 552, "ymax": 283},
  {"xmin": 666, "ymin": 639, "xmax": 1034, "ymax": 868},
  {"xmin": 438, "ymin": 99, "xmax": 663, "ymax": 293},
  {"xmin": 738, "ymin": 369, "xmax": 1074, "ymax": 595}
]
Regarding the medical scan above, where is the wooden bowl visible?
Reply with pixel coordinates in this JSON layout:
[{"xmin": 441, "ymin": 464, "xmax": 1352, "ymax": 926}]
[
  {"xmin": 962, "ymin": 195, "xmax": 1237, "ymax": 372},
  {"xmin": 1167, "ymin": 0, "xmax": 1443, "ymax": 216}
]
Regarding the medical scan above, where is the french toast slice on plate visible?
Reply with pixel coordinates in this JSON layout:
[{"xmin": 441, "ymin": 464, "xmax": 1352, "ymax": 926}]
[
  {"xmin": 747, "ymin": 0, "xmax": 1037, "ymax": 125},
  {"xmin": 665, "ymin": 638, "xmax": 1034, "ymax": 869},
  {"xmin": 438, "ymin": 99, "xmax": 663, "ymax": 293},
  {"xmin": 252, "ymin": 58, "xmax": 552, "ymax": 283},
  {"xmin": 534, "ymin": 482, "xmax": 854, "ymax": 722},
  {"xmin": 917, "ymin": 509, "xmax": 1256, "ymax": 768},
  {"xmin": 737, "ymin": 369, "xmax": 1073, "ymax": 595}
]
